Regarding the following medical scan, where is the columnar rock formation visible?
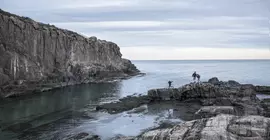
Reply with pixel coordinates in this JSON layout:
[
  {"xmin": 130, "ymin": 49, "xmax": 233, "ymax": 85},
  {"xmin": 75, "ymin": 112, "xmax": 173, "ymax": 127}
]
[{"xmin": 0, "ymin": 9, "xmax": 139, "ymax": 98}]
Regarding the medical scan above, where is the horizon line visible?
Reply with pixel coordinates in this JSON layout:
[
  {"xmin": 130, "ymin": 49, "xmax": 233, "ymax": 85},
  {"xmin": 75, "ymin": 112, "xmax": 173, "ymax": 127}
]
[{"xmin": 130, "ymin": 59, "xmax": 270, "ymax": 61}]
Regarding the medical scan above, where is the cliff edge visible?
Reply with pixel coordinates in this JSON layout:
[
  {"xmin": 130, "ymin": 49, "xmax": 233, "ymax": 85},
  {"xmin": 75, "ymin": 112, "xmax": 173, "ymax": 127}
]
[{"xmin": 0, "ymin": 9, "xmax": 139, "ymax": 98}]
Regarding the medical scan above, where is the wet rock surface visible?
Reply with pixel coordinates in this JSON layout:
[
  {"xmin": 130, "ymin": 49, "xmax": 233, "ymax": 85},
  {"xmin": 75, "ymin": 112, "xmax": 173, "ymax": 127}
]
[{"xmin": 0, "ymin": 9, "xmax": 139, "ymax": 98}]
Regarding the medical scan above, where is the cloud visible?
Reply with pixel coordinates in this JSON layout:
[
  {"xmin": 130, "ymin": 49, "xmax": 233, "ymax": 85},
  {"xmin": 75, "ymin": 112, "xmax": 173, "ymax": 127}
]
[
  {"xmin": 1, "ymin": 0, "xmax": 269, "ymax": 59},
  {"xmin": 121, "ymin": 47, "xmax": 270, "ymax": 60}
]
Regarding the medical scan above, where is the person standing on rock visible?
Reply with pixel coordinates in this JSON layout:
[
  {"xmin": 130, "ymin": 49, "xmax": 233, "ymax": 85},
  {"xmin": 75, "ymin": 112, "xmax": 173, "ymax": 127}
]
[
  {"xmin": 196, "ymin": 74, "xmax": 201, "ymax": 83},
  {"xmin": 168, "ymin": 81, "xmax": 173, "ymax": 88},
  {"xmin": 192, "ymin": 71, "xmax": 197, "ymax": 82}
]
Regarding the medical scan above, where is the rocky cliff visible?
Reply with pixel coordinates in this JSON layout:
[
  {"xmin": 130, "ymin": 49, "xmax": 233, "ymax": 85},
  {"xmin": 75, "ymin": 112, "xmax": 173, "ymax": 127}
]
[{"xmin": 0, "ymin": 9, "xmax": 139, "ymax": 98}]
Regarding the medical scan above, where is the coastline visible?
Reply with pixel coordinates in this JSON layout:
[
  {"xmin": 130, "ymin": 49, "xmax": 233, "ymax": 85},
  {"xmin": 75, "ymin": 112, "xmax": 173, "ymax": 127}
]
[
  {"xmin": 95, "ymin": 77, "xmax": 270, "ymax": 139},
  {"xmin": 0, "ymin": 9, "xmax": 140, "ymax": 98},
  {"xmin": 0, "ymin": 72, "xmax": 144, "ymax": 98}
]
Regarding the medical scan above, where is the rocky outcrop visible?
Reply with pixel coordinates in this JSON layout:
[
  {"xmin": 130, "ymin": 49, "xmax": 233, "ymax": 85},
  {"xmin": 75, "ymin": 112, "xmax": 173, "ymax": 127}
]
[
  {"xmin": 93, "ymin": 78, "xmax": 270, "ymax": 139},
  {"xmin": 138, "ymin": 114, "xmax": 270, "ymax": 140},
  {"xmin": 256, "ymin": 86, "xmax": 270, "ymax": 95},
  {"xmin": 0, "ymin": 9, "xmax": 139, "ymax": 98},
  {"xmin": 147, "ymin": 82, "xmax": 264, "ymax": 116},
  {"xmin": 96, "ymin": 95, "xmax": 150, "ymax": 114},
  {"xmin": 147, "ymin": 82, "xmax": 257, "ymax": 102},
  {"xmin": 96, "ymin": 78, "xmax": 264, "ymax": 116}
]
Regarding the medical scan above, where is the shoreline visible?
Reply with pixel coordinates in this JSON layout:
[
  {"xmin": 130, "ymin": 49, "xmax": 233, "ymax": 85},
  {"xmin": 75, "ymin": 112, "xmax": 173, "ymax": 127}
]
[
  {"xmin": 0, "ymin": 72, "xmax": 145, "ymax": 99},
  {"xmin": 94, "ymin": 77, "xmax": 270, "ymax": 139}
]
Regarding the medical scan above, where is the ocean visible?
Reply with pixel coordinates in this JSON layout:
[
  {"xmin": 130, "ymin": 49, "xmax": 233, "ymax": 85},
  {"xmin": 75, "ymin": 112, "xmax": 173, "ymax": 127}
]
[
  {"xmin": 0, "ymin": 60, "xmax": 270, "ymax": 140},
  {"xmin": 121, "ymin": 60, "xmax": 270, "ymax": 96}
]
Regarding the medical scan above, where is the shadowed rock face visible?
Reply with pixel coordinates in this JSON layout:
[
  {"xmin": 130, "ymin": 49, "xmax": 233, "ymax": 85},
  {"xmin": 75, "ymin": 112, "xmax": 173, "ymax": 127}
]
[
  {"xmin": 138, "ymin": 114, "xmax": 270, "ymax": 140},
  {"xmin": 0, "ymin": 9, "xmax": 139, "ymax": 98}
]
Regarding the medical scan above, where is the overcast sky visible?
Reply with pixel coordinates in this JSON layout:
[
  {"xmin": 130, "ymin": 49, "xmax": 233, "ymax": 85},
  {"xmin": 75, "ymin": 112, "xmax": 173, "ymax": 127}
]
[{"xmin": 1, "ymin": 0, "xmax": 270, "ymax": 60}]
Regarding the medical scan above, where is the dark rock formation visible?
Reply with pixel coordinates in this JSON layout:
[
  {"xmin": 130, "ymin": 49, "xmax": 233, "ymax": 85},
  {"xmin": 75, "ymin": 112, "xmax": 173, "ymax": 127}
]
[
  {"xmin": 96, "ymin": 78, "xmax": 264, "ymax": 116},
  {"xmin": 138, "ymin": 114, "xmax": 270, "ymax": 140},
  {"xmin": 148, "ymin": 81, "xmax": 264, "ymax": 116},
  {"xmin": 256, "ymin": 86, "xmax": 270, "ymax": 95},
  {"xmin": 0, "ymin": 9, "xmax": 139, "ymax": 98},
  {"xmin": 208, "ymin": 77, "xmax": 219, "ymax": 84}
]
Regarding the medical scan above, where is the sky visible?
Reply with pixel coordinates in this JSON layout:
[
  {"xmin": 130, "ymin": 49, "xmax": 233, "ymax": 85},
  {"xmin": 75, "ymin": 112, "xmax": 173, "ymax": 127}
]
[{"xmin": 1, "ymin": 0, "xmax": 270, "ymax": 60}]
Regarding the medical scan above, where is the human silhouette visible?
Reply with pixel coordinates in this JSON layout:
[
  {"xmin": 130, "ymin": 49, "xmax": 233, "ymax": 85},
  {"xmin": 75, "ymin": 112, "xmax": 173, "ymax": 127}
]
[
  {"xmin": 168, "ymin": 81, "xmax": 173, "ymax": 88},
  {"xmin": 192, "ymin": 71, "xmax": 197, "ymax": 82}
]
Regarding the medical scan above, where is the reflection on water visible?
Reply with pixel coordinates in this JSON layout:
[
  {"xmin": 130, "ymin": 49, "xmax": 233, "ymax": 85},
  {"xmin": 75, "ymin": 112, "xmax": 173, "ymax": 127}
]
[
  {"xmin": 0, "ymin": 82, "xmax": 122, "ymax": 140},
  {"xmin": 256, "ymin": 94, "xmax": 270, "ymax": 100},
  {"xmin": 17, "ymin": 101, "xmax": 200, "ymax": 140}
]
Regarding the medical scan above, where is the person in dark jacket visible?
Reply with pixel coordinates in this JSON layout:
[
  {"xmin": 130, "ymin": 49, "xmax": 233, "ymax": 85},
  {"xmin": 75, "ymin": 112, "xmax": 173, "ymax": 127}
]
[
  {"xmin": 168, "ymin": 81, "xmax": 173, "ymax": 88},
  {"xmin": 192, "ymin": 71, "xmax": 197, "ymax": 82},
  {"xmin": 196, "ymin": 74, "xmax": 201, "ymax": 82}
]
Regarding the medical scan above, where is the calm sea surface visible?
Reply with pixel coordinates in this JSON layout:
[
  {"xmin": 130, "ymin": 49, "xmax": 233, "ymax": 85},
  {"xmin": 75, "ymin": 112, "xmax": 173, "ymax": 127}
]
[{"xmin": 1, "ymin": 60, "xmax": 270, "ymax": 139}]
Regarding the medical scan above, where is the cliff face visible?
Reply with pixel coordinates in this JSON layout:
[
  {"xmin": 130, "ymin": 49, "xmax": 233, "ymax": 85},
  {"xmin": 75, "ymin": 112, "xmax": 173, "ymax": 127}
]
[{"xmin": 0, "ymin": 9, "xmax": 139, "ymax": 98}]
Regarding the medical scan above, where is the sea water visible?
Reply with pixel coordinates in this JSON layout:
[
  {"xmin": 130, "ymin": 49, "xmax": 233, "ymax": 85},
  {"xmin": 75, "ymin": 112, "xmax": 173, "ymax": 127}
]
[{"xmin": 1, "ymin": 60, "xmax": 270, "ymax": 139}]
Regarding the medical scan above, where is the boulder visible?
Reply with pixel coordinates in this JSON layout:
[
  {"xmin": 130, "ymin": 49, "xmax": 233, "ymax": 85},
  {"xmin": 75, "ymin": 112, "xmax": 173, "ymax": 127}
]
[
  {"xmin": 227, "ymin": 80, "xmax": 241, "ymax": 86},
  {"xmin": 208, "ymin": 77, "xmax": 219, "ymax": 84}
]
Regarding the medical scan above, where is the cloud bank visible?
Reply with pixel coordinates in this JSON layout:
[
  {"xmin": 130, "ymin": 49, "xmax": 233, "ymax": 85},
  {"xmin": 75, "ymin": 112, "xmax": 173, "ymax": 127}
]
[{"xmin": 1, "ymin": 0, "xmax": 270, "ymax": 59}]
